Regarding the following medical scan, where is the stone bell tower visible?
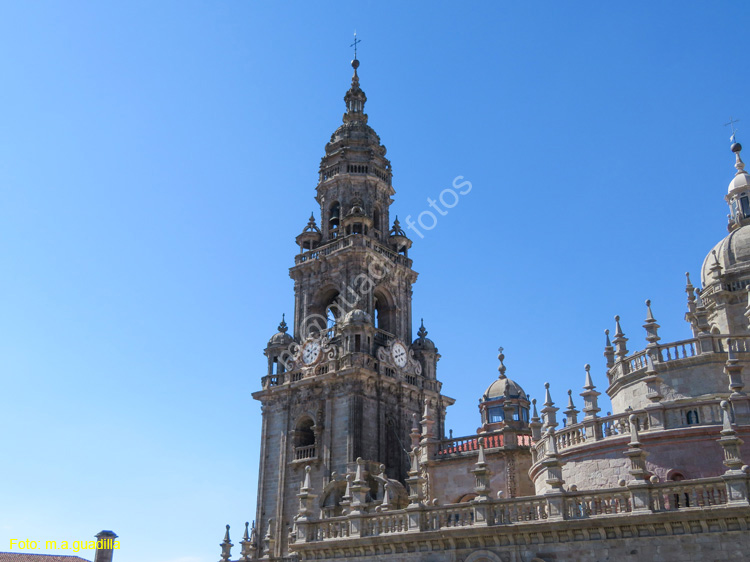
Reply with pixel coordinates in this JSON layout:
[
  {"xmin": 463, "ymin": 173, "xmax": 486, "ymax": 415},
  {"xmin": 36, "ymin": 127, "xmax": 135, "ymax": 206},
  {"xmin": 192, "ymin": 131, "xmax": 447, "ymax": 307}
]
[{"xmin": 250, "ymin": 57, "xmax": 454, "ymax": 560}]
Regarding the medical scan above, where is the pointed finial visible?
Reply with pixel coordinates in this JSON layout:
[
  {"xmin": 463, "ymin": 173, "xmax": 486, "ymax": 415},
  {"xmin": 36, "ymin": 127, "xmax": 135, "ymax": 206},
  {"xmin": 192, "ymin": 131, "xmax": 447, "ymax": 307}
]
[
  {"xmin": 302, "ymin": 464, "xmax": 312, "ymax": 490},
  {"xmin": 613, "ymin": 315, "xmax": 629, "ymax": 360},
  {"xmin": 243, "ymin": 522, "xmax": 250, "ymax": 541},
  {"xmin": 566, "ymin": 389, "xmax": 575, "ymax": 409},
  {"xmin": 645, "ymin": 300, "xmax": 655, "ymax": 322},
  {"xmin": 614, "ymin": 315, "xmax": 624, "ymax": 337},
  {"xmin": 583, "ymin": 364, "xmax": 595, "ymax": 390},
  {"xmin": 544, "ymin": 382, "xmax": 553, "ymax": 406},
  {"xmin": 476, "ymin": 436, "xmax": 486, "ymax": 464},
  {"xmin": 721, "ymin": 400, "xmax": 734, "ymax": 432},
  {"xmin": 278, "ymin": 313, "xmax": 288, "ymax": 333},
  {"xmin": 531, "ymin": 398, "xmax": 539, "ymax": 418},
  {"xmin": 220, "ymin": 525, "xmax": 233, "ymax": 561},
  {"xmin": 628, "ymin": 414, "xmax": 640, "ymax": 443},
  {"xmin": 497, "ymin": 347, "xmax": 506, "ymax": 379},
  {"xmin": 643, "ymin": 299, "xmax": 660, "ymax": 345},
  {"xmin": 417, "ymin": 318, "xmax": 428, "ymax": 339}
]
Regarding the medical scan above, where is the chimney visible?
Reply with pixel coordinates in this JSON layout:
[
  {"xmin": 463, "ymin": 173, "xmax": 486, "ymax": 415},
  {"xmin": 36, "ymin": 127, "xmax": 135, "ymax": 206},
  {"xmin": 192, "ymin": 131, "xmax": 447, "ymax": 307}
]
[{"xmin": 94, "ymin": 530, "xmax": 118, "ymax": 562}]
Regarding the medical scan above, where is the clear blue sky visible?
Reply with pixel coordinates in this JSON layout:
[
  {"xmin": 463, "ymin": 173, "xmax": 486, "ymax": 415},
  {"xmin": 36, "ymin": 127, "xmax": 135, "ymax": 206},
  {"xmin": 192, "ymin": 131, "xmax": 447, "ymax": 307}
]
[{"xmin": 1, "ymin": 3, "xmax": 748, "ymax": 562}]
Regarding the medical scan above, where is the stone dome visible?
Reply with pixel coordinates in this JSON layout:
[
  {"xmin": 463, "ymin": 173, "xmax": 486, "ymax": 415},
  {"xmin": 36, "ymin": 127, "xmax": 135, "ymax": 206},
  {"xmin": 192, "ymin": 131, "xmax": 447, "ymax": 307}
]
[
  {"xmin": 412, "ymin": 319, "xmax": 435, "ymax": 350},
  {"xmin": 268, "ymin": 330, "xmax": 293, "ymax": 347},
  {"xmin": 267, "ymin": 315, "xmax": 293, "ymax": 347},
  {"xmin": 728, "ymin": 170, "xmax": 750, "ymax": 194},
  {"xmin": 701, "ymin": 225, "xmax": 750, "ymax": 286},
  {"xmin": 342, "ymin": 308, "xmax": 372, "ymax": 325},
  {"xmin": 482, "ymin": 375, "xmax": 528, "ymax": 402},
  {"xmin": 412, "ymin": 335, "xmax": 436, "ymax": 350}
]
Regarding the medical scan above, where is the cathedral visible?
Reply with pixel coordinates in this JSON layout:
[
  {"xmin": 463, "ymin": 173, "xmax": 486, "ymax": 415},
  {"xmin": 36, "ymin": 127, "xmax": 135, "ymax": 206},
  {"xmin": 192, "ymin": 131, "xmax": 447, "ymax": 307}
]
[{"xmin": 216, "ymin": 57, "xmax": 750, "ymax": 562}]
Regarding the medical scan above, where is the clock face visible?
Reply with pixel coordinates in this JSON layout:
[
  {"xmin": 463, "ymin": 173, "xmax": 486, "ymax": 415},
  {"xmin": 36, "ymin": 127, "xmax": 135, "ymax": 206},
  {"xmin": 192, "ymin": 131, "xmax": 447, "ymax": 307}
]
[
  {"xmin": 302, "ymin": 340, "xmax": 321, "ymax": 365},
  {"xmin": 392, "ymin": 342, "xmax": 407, "ymax": 368}
]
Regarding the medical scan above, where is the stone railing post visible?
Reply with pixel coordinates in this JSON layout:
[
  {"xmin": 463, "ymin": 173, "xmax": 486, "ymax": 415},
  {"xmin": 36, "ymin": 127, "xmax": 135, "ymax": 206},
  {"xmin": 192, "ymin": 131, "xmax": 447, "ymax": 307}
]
[
  {"xmin": 261, "ymin": 519, "xmax": 274, "ymax": 560},
  {"xmin": 471, "ymin": 437, "xmax": 492, "ymax": 526},
  {"xmin": 581, "ymin": 364, "xmax": 601, "ymax": 441},
  {"xmin": 295, "ymin": 466, "xmax": 318, "ymax": 543},
  {"xmin": 624, "ymin": 415, "xmax": 652, "ymax": 512},
  {"xmin": 541, "ymin": 427, "xmax": 566, "ymax": 520},
  {"xmin": 405, "ymin": 446, "xmax": 426, "ymax": 532},
  {"xmin": 718, "ymin": 401, "xmax": 749, "ymax": 504},
  {"xmin": 219, "ymin": 525, "xmax": 232, "ymax": 562},
  {"xmin": 239, "ymin": 521, "xmax": 255, "ymax": 561}
]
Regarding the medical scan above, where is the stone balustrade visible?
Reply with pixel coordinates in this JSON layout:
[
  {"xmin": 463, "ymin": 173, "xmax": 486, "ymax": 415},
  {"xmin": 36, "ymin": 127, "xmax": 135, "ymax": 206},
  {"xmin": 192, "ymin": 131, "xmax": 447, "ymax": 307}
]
[
  {"xmin": 293, "ymin": 233, "xmax": 410, "ymax": 266},
  {"xmin": 530, "ymin": 398, "xmax": 738, "ymax": 466},
  {"xmin": 291, "ymin": 476, "xmax": 748, "ymax": 546},
  {"xmin": 609, "ymin": 334, "xmax": 750, "ymax": 385}
]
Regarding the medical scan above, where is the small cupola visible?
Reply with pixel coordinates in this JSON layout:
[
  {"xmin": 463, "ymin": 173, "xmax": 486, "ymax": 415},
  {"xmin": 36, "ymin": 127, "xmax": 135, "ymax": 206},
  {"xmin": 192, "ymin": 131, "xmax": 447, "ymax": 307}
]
[
  {"xmin": 478, "ymin": 348, "xmax": 530, "ymax": 432},
  {"xmin": 727, "ymin": 140, "xmax": 750, "ymax": 231},
  {"xmin": 341, "ymin": 196, "xmax": 373, "ymax": 236},
  {"xmin": 264, "ymin": 315, "xmax": 294, "ymax": 376},
  {"xmin": 296, "ymin": 213, "xmax": 322, "ymax": 252},
  {"xmin": 343, "ymin": 58, "xmax": 368, "ymax": 124},
  {"xmin": 388, "ymin": 217, "xmax": 412, "ymax": 256}
]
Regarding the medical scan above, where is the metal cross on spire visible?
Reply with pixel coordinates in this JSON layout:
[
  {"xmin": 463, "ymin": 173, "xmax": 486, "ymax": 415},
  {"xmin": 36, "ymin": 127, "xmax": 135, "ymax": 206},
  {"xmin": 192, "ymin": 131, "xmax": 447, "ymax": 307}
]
[
  {"xmin": 350, "ymin": 31, "xmax": 361, "ymax": 60},
  {"xmin": 725, "ymin": 116, "xmax": 741, "ymax": 143}
]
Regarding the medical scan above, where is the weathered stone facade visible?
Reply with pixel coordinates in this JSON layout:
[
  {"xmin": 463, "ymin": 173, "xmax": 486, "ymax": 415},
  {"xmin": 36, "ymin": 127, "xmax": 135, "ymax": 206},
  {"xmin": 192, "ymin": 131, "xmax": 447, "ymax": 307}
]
[{"xmin": 217, "ymin": 58, "xmax": 750, "ymax": 562}]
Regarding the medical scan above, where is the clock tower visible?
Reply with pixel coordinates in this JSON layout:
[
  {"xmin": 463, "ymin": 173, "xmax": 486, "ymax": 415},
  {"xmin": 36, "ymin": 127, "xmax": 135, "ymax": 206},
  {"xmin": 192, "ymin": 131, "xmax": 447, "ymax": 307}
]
[{"xmin": 251, "ymin": 57, "xmax": 453, "ymax": 559}]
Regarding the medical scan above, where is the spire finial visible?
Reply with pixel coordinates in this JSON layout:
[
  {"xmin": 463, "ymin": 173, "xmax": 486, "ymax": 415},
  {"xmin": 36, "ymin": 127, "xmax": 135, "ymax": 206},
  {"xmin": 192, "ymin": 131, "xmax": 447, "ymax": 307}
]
[
  {"xmin": 350, "ymin": 31, "xmax": 361, "ymax": 64},
  {"xmin": 497, "ymin": 347, "xmax": 506, "ymax": 378},
  {"xmin": 417, "ymin": 318, "xmax": 428, "ymax": 339},
  {"xmin": 726, "ymin": 116, "xmax": 741, "ymax": 145},
  {"xmin": 278, "ymin": 313, "xmax": 288, "ymax": 334}
]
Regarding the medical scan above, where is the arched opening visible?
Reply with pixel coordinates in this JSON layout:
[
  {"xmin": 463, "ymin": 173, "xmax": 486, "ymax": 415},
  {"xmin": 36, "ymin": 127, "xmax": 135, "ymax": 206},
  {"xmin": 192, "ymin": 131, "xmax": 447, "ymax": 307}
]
[
  {"xmin": 686, "ymin": 409, "xmax": 700, "ymax": 425},
  {"xmin": 306, "ymin": 286, "xmax": 341, "ymax": 338},
  {"xmin": 293, "ymin": 417, "xmax": 316, "ymax": 460},
  {"xmin": 373, "ymin": 288, "xmax": 396, "ymax": 335},
  {"xmin": 329, "ymin": 202, "xmax": 340, "ymax": 238}
]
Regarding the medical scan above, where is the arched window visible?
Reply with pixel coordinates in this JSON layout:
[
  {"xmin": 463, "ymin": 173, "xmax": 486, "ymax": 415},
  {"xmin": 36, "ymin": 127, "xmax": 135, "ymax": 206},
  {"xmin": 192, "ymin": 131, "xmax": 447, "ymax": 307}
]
[
  {"xmin": 329, "ymin": 202, "xmax": 340, "ymax": 237},
  {"xmin": 373, "ymin": 207, "xmax": 381, "ymax": 234},
  {"xmin": 293, "ymin": 417, "xmax": 316, "ymax": 461},
  {"xmin": 686, "ymin": 409, "xmax": 700, "ymax": 425}
]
